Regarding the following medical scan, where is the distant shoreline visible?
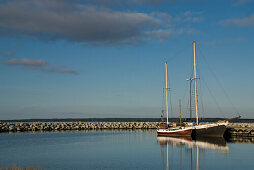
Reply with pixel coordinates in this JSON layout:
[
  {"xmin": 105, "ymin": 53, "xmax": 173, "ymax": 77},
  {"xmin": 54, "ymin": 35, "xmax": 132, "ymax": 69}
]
[{"xmin": 1, "ymin": 118, "xmax": 253, "ymax": 123}]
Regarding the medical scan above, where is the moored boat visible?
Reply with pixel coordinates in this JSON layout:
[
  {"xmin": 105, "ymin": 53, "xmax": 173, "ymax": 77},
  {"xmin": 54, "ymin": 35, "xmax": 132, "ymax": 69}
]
[
  {"xmin": 157, "ymin": 62, "xmax": 192, "ymax": 137},
  {"xmin": 192, "ymin": 121, "xmax": 228, "ymax": 137},
  {"xmin": 189, "ymin": 41, "xmax": 229, "ymax": 137},
  {"xmin": 157, "ymin": 41, "xmax": 240, "ymax": 137},
  {"xmin": 157, "ymin": 126, "xmax": 193, "ymax": 137}
]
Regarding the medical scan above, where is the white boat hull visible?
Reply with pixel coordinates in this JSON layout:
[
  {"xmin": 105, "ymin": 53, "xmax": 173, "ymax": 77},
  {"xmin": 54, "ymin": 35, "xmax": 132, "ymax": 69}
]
[{"xmin": 157, "ymin": 127, "xmax": 193, "ymax": 137}]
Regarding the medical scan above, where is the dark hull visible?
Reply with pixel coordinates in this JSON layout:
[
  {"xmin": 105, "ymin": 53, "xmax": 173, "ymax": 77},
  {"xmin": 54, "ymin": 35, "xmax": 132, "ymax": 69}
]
[
  {"xmin": 157, "ymin": 129, "xmax": 192, "ymax": 137},
  {"xmin": 193, "ymin": 136, "xmax": 227, "ymax": 146},
  {"xmin": 192, "ymin": 125, "xmax": 227, "ymax": 137}
]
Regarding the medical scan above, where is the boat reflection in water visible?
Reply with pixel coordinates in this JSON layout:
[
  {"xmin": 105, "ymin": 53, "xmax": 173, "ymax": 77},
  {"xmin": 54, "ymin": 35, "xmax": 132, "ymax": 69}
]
[{"xmin": 157, "ymin": 136, "xmax": 229, "ymax": 170}]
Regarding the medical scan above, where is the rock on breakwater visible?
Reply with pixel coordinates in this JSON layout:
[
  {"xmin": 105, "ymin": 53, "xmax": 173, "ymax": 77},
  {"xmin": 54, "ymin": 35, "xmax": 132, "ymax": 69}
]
[
  {"xmin": 226, "ymin": 123, "xmax": 254, "ymax": 137},
  {"xmin": 0, "ymin": 122, "xmax": 160, "ymax": 132}
]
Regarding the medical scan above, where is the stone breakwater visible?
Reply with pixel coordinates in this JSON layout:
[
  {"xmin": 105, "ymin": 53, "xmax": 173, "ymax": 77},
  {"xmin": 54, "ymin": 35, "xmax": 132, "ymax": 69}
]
[
  {"xmin": 1, "ymin": 122, "xmax": 254, "ymax": 137},
  {"xmin": 0, "ymin": 122, "xmax": 160, "ymax": 132},
  {"xmin": 226, "ymin": 123, "xmax": 254, "ymax": 137}
]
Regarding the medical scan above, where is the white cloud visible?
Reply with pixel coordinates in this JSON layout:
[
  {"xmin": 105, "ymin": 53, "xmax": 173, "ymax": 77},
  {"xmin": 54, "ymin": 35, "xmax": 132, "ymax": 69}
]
[
  {"xmin": 183, "ymin": 11, "xmax": 203, "ymax": 23},
  {"xmin": 4, "ymin": 58, "xmax": 77, "ymax": 75},
  {"xmin": 146, "ymin": 29, "xmax": 173, "ymax": 40},
  {"xmin": 5, "ymin": 58, "xmax": 46, "ymax": 67},
  {"xmin": 221, "ymin": 14, "xmax": 254, "ymax": 27},
  {"xmin": 232, "ymin": 0, "xmax": 253, "ymax": 6}
]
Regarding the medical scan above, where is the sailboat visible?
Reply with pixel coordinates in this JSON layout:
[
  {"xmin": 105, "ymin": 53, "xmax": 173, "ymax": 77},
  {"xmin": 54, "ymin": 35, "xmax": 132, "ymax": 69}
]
[
  {"xmin": 158, "ymin": 41, "xmax": 230, "ymax": 137},
  {"xmin": 157, "ymin": 62, "xmax": 193, "ymax": 137},
  {"xmin": 190, "ymin": 41, "xmax": 229, "ymax": 137}
]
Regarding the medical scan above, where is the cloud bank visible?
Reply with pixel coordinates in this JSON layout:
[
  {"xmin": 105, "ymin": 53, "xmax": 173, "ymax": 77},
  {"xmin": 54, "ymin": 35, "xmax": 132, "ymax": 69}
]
[
  {"xmin": 0, "ymin": 0, "xmax": 198, "ymax": 45},
  {"xmin": 221, "ymin": 14, "xmax": 254, "ymax": 27},
  {"xmin": 4, "ymin": 58, "xmax": 77, "ymax": 75},
  {"xmin": 5, "ymin": 58, "xmax": 46, "ymax": 67},
  {"xmin": 232, "ymin": 0, "xmax": 253, "ymax": 6}
]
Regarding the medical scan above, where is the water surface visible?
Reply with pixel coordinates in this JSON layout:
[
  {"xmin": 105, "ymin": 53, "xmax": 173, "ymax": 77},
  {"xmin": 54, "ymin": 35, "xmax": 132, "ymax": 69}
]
[{"xmin": 0, "ymin": 130, "xmax": 253, "ymax": 169}]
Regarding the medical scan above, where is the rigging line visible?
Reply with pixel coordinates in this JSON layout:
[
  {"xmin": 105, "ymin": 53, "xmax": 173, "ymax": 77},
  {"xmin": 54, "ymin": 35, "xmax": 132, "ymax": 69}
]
[
  {"xmin": 166, "ymin": 61, "xmax": 173, "ymax": 118},
  {"xmin": 194, "ymin": 47, "xmax": 205, "ymax": 118},
  {"xmin": 190, "ymin": 48, "xmax": 194, "ymax": 78},
  {"xmin": 161, "ymin": 60, "xmax": 166, "ymax": 119},
  {"xmin": 182, "ymin": 81, "xmax": 189, "ymax": 100},
  {"xmin": 201, "ymin": 78, "xmax": 224, "ymax": 116},
  {"xmin": 169, "ymin": 88, "xmax": 173, "ymax": 118},
  {"xmin": 197, "ymin": 45, "xmax": 240, "ymax": 114},
  {"xmin": 166, "ymin": 44, "xmax": 191, "ymax": 63},
  {"xmin": 181, "ymin": 81, "xmax": 190, "ymax": 118},
  {"xmin": 161, "ymin": 88, "xmax": 165, "ymax": 120},
  {"xmin": 186, "ymin": 99, "xmax": 190, "ymax": 118},
  {"xmin": 198, "ymin": 77, "xmax": 206, "ymax": 118}
]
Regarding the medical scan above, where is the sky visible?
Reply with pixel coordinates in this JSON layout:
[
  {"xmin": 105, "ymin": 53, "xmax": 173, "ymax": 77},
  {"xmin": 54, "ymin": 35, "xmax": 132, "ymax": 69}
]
[{"xmin": 0, "ymin": 0, "xmax": 254, "ymax": 120}]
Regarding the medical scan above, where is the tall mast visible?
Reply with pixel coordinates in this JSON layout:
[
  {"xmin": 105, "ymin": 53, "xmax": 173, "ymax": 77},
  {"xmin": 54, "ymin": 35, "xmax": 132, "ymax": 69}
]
[
  {"xmin": 165, "ymin": 62, "xmax": 169, "ymax": 124},
  {"xmin": 193, "ymin": 41, "xmax": 199, "ymax": 125},
  {"xmin": 189, "ymin": 80, "xmax": 192, "ymax": 119},
  {"xmin": 186, "ymin": 77, "xmax": 194, "ymax": 119},
  {"xmin": 179, "ymin": 99, "xmax": 182, "ymax": 125}
]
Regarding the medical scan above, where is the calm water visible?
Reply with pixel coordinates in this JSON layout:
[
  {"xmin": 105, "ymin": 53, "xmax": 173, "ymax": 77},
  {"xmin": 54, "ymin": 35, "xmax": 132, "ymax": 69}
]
[{"xmin": 0, "ymin": 130, "xmax": 254, "ymax": 170}]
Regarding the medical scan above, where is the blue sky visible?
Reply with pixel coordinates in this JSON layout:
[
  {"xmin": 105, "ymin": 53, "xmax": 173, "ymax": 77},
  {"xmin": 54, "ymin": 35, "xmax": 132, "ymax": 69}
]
[{"xmin": 0, "ymin": 0, "xmax": 254, "ymax": 119}]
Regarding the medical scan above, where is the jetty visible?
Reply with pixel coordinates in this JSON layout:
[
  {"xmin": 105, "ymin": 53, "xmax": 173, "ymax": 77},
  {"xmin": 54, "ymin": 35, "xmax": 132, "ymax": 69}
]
[
  {"xmin": 0, "ymin": 122, "xmax": 254, "ymax": 137},
  {"xmin": 226, "ymin": 123, "xmax": 254, "ymax": 137},
  {"xmin": 0, "ymin": 122, "xmax": 160, "ymax": 132}
]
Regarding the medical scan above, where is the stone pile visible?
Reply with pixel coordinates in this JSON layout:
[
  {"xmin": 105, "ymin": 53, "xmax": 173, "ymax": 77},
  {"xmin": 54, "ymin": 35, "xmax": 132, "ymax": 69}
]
[
  {"xmin": 226, "ymin": 123, "xmax": 254, "ymax": 137},
  {"xmin": 0, "ymin": 122, "xmax": 160, "ymax": 132}
]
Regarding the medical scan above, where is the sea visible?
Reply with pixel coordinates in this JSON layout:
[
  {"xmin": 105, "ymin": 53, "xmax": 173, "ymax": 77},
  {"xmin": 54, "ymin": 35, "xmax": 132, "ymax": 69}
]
[{"xmin": 0, "ymin": 130, "xmax": 254, "ymax": 170}]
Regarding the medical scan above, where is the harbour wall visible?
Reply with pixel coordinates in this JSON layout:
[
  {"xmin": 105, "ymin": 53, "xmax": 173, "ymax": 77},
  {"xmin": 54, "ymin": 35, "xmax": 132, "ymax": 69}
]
[
  {"xmin": 1, "ymin": 122, "xmax": 254, "ymax": 137},
  {"xmin": 226, "ymin": 123, "xmax": 254, "ymax": 137},
  {"xmin": 0, "ymin": 122, "xmax": 160, "ymax": 132}
]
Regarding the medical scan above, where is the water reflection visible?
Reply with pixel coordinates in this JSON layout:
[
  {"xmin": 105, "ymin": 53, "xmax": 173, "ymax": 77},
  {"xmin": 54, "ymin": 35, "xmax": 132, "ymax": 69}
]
[
  {"xmin": 0, "ymin": 165, "xmax": 42, "ymax": 170},
  {"xmin": 157, "ymin": 136, "xmax": 229, "ymax": 170},
  {"xmin": 227, "ymin": 137, "xmax": 254, "ymax": 144}
]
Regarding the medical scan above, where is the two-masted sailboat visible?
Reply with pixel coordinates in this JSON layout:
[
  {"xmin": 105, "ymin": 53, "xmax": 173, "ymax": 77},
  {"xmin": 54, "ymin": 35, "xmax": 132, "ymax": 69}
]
[
  {"xmin": 157, "ymin": 62, "xmax": 193, "ymax": 137},
  {"xmin": 157, "ymin": 41, "xmax": 229, "ymax": 137}
]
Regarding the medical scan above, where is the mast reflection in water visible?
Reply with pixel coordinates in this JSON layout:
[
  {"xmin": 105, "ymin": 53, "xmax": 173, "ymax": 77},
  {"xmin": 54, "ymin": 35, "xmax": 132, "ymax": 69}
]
[{"xmin": 157, "ymin": 136, "xmax": 229, "ymax": 170}]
